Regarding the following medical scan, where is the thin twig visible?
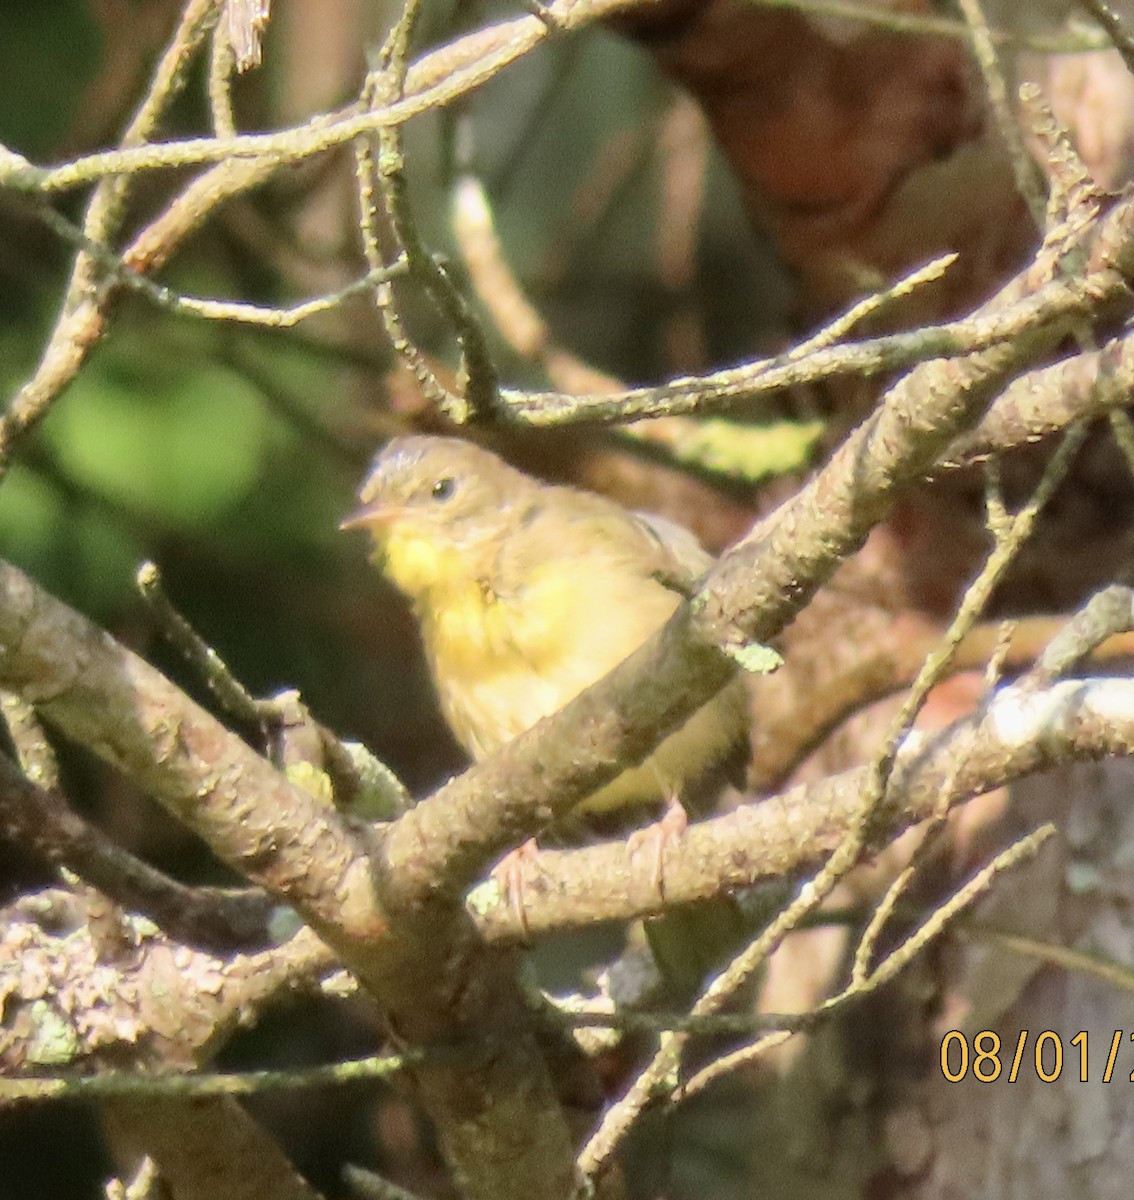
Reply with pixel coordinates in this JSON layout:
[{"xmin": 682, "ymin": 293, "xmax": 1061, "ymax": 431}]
[
  {"xmin": 0, "ymin": 1048, "xmax": 417, "ymax": 1106},
  {"xmin": 21, "ymin": 196, "xmax": 409, "ymax": 325},
  {"xmin": 24, "ymin": 0, "xmax": 616, "ymax": 193},
  {"xmin": 358, "ymin": 2, "xmax": 497, "ymax": 422},
  {"xmin": 966, "ymin": 923, "xmax": 1134, "ymax": 992},
  {"xmin": 1076, "ymin": 0, "xmax": 1134, "ymax": 73},
  {"xmin": 494, "ymin": 268, "xmax": 1119, "ymax": 426},
  {"xmin": 1027, "ymin": 584, "xmax": 1134, "ymax": 686},
  {"xmin": 682, "ymin": 824, "xmax": 1057, "ymax": 1097},
  {"xmin": 136, "ymin": 562, "xmax": 411, "ymax": 820},
  {"xmin": 758, "ymin": 0, "xmax": 1109, "ymax": 52},
  {"xmin": 137, "ymin": 561, "xmax": 274, "ymax": 727},
  {"xmin": 575, "ymin": 839, "xmax": 855, "ymax": 1183},
  {"xmin": 957, "ymin": 0, "xmax": 1046, "ymax": 226},
  {"xmin": 788, "ymin": 254, "xmax": 958, "ymax": 359},
  {"xmin": 0, "ymin": 692, "xmax": 59, "ymax": 789},
  {"xmin": 863, "ymin": 421, "xmax": 1088, "ymax": 837},
  {"xmin": 0, "ymin": 0, "xmax": 222, "ymax": 466},
  {"xmin": 0, "ymin": 750, "xmax": 276, "ymax": 952},
  {"xmin": 208, "ymin": 20, "xmax": 238, "ymax": 138}
]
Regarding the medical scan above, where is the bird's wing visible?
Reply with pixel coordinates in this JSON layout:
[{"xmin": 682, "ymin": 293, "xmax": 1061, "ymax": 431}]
[
  {"xmin": 628, "ymin": 509, "xmax": 714, "ymax": 592},
  {"xmin": 496, "ymin": 487, "xmax": 715, "ymax": 592}
]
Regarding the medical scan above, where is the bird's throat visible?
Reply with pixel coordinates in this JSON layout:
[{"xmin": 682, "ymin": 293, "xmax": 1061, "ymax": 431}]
[{"xmin": 380, "ymin": 529, "xmax": 464, "ymax": 600}]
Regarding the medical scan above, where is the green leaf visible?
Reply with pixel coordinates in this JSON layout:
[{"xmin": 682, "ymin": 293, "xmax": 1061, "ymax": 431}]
[
  {"xmin": 0, "ymin": 2, "xmax": 100, "ymax": 158},
  {"xmin": 44, "ymin": 354, "xmax": 269, "ymax": 528},
  {"xmin": 0, "ymin": 463, "xmax": 142, "ymax": 612}
]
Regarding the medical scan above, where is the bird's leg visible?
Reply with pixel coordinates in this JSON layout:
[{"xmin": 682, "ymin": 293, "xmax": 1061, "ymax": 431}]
[
  {"xmin": 626, "ymin": 793, "xmax": 688, "ymax": 903},
  {"xmin": 491, "ymin": 838, "xmax": 541, "ymax": 936}
]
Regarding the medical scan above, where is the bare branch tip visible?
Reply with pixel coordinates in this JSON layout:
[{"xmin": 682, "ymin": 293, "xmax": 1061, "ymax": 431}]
[{"xmin": 135, "ymin": 560, "xmax": 160, "ymax": 593}]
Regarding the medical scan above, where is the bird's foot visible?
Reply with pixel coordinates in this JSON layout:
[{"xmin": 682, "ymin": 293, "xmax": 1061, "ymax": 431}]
[
  {"xmin": 627, "ymin": 798, "xmax": 688, "ymax": 903},
  {"xmin": 491, "ymin": 838, "xmax": 541, "ymax": 937}
]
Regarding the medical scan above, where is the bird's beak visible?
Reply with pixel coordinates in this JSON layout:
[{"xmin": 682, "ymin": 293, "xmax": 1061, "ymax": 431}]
[{"xmin": 339, "ymin": 501, "xmax": 404, "ymax": 532}]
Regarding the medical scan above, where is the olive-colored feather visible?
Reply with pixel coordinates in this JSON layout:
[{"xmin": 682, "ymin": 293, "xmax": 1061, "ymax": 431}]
[{"xmin": 343, "ymin": 435, "xmax": 749, "ymax": 819}]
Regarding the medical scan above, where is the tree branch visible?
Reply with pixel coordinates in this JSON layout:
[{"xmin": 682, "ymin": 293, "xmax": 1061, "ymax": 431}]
[
  {"xmin": 0, "ymin": 752, "xmax": 275, "ymax": 953},
  {"xmin": 378, "ymin": 189, "xmax": 1134, "ymax": 912},
  {"xmin": 0, "ymin": 560, "xmax": 382, "ymax": 945},
  {"xmin": 946, "ymin": 323, "xmax": 1134, "ymax": 466},
  {"xmin": 0, "ymin": 890, "xmax": 334, "ymax": 1075},
  {"xmin": 472, "ymin": 672, "xmax": 1134, "ymax": 940},
  {"xmin": 7, "ymin": 0, "xmax": 642, "ymax": 193}
]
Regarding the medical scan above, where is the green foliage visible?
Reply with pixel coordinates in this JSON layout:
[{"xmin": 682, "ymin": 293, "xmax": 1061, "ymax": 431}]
[
  {"xmin": 0, "ymin": 0, "xmax": 100, "ymax": 157},
  {"xmin": 44, "ymin": 343, "xmax": 270, "ymax": 527},
  {"xmin": 0, "ymin": 322, "xmax": 285, "ymax": 613}
]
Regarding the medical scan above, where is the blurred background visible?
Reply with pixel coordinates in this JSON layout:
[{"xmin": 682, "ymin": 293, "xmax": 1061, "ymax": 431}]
[{"xmin": 0, "ymin": 2, "xmax": 800, "ymax": 1196}]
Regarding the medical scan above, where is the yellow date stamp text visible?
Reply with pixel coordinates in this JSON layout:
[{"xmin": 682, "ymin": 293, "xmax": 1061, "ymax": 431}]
[{"xmin": 940, "ymin": 1030, "xmax": 1134, "ymax": 1083}]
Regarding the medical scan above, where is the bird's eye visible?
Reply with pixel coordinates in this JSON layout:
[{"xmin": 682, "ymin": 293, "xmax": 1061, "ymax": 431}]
[{"xmin": 431, "ymin": 477, "xmax": 456, "ymax": 501}]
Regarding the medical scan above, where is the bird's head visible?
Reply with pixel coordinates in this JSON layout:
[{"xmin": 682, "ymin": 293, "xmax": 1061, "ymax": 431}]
[{"xmin": 341, "ymin": 436, "xmax": 535, "ymax": 600}]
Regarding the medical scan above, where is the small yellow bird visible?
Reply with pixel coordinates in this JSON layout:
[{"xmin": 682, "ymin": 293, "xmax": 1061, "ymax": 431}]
[{"xmin": 341, "ymin": 435, "xmax": 749, "ymax": 835}]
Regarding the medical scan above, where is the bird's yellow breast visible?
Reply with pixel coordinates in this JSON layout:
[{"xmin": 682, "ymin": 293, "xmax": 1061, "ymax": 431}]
[
  {"xmin": 350, "ymin": 436, "xmax": 749, "ymax": 825},
  {"xmin": 380, "ymin": 528, "xmax": 461, "ymax": 600},
  {"xmin": 384, "ymin": 526, "xmax": 575, "ymax": 671},
  {"xmin": 431, "ymin": 567, "xmax": 574, "ymax": 672},
  {"xmin": 414, "ymin": 548, "xmax": 698, "ymax": 794}
]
